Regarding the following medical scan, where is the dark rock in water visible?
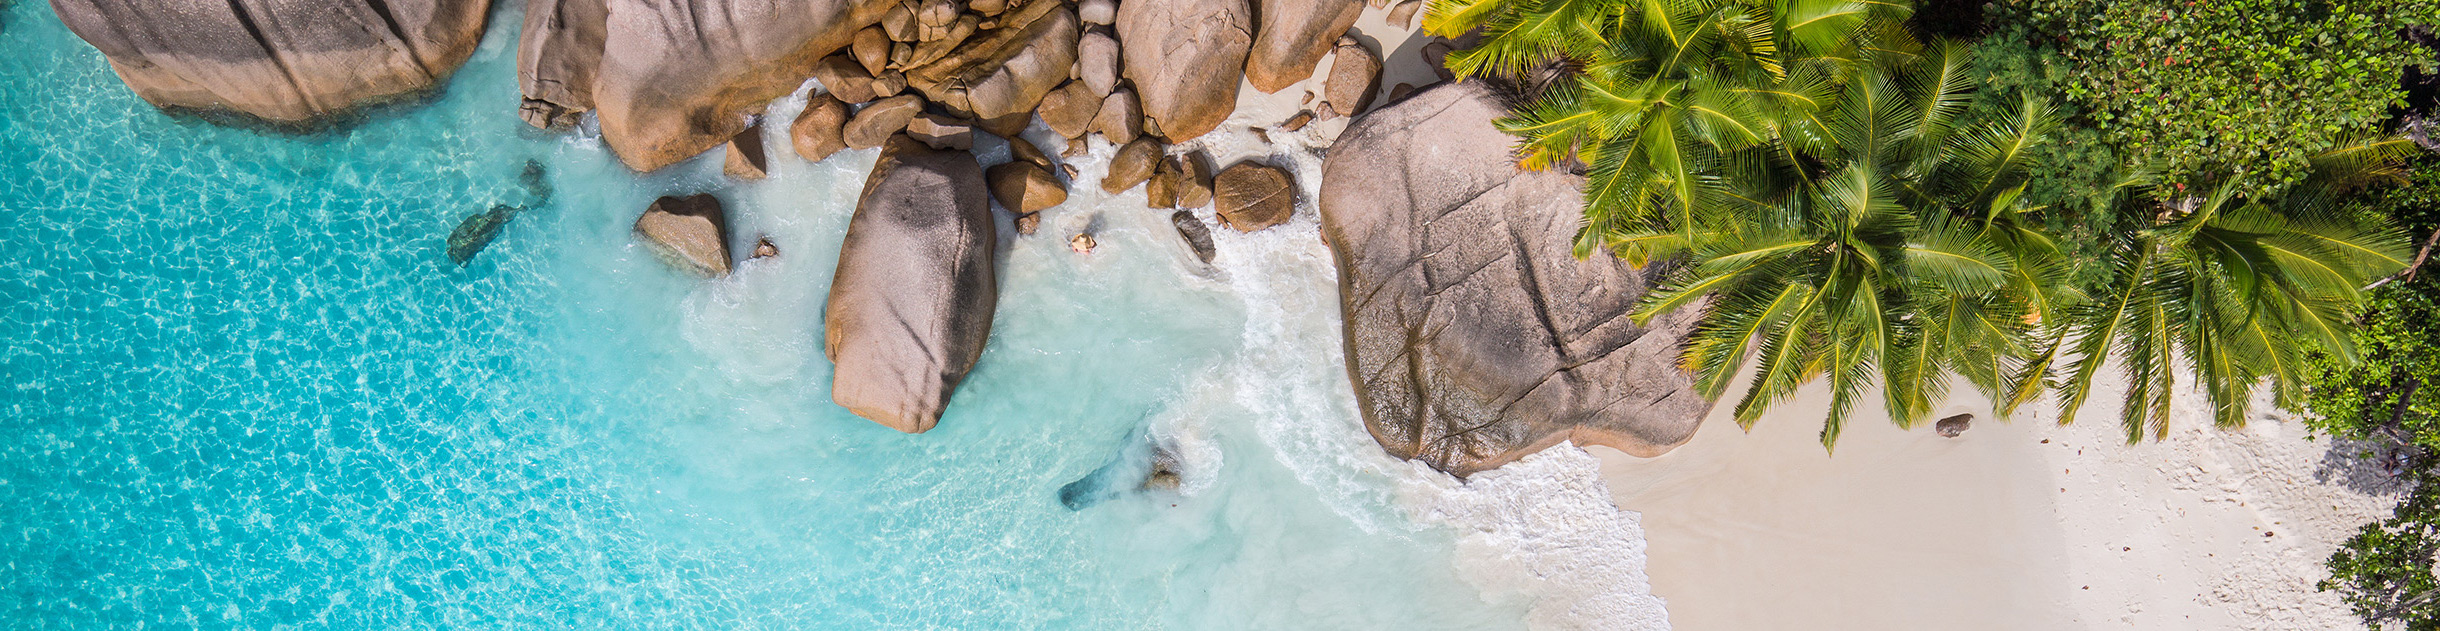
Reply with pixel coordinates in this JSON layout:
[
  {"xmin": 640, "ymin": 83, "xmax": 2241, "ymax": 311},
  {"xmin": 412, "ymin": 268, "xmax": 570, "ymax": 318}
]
[
  {"xmin": 1171, "ymin": 210, "xmax": 1215, "ymax": 263},
  {"xmin": 1058, "ymin": 424, "xmax": 1183, "ymax": 510},
  {"xmin": 1320, "ymin": 82, "xmax": 1711, "ymax": 477},
  {"xmin": 448, "ymin": 204, "xmax": 522, "ymax": 266},
  {"xmin": 518, "ymin": 160, "xmax": 553, "ymax": 205},
  {"xmin": 1935, "ymin": 413, "xmax": 1972, "ymax": 438},
  {"xmin": 752, "ymin": 237, "xmax": 780, "ymax": 259}
]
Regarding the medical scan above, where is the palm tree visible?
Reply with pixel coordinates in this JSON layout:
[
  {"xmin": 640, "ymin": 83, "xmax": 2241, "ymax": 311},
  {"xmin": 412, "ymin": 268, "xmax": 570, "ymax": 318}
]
[
  {"xmin": 1622, "ymin": 39, "xmax": 2073, "ymax": 447},
  {"xmin": 2035, "ymin": 139, "xmax": 2417, "ymax": 442},
  {"xmin": 1424, "ymin": 0, "xmax": 1910, "ymax": 257}
]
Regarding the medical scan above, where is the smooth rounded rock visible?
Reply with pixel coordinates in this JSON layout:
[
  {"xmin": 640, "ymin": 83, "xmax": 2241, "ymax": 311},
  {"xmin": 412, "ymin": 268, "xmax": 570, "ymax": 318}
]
[
  {"xmin": 1245, "ymin": 0, "xmax": 1363, "ymax": 93},
  {"xmin": 1214, "ymin": 162, "xmax": 1294, "ymax": 231},
  {"xmin": 1115, "ymin": 0, "xmax": 1250, "ymax": 141},
  {"xmin": 1038, "ymin": 81, "xmax": 1104, "ymax": 139},
  {"xmin": 1077, "ymin": 27, "xmax": 1122, "ymax": 97},
  {"xmin": 792, "ymin": 93, "xmax": 852, "ymax": 162},
  {"xmin": 988, "ymin": 160, "xmax": 1069, "ymax": 213},
  {"xmin": 827, "ymin": 137, "xmax": 997, "ymax": 434},
  {"xmin": 1078, "ymin": 0, "xmax": 1117, "ymax": 25},
  {"xmin": 635, "ymin": 194, "xmax": 733, "ymax": 277},
  {"xmin": 55, "ymin": 0, "xmax": 492, "ymax": 123},
  {"xmin": 1323, "ymin": 37, "xmax": 1381, "ymax": 118},
  {"xmin": 1101, "ymin": 137, "xmax": 1164, "ymax": 194},
  {"xmin": 844, "ymin": 94, "xmax": 927, "ymax": 149},
  {"xmin": 1091, "ymin": 88, "xmax": 1143, "ymax": 144}
]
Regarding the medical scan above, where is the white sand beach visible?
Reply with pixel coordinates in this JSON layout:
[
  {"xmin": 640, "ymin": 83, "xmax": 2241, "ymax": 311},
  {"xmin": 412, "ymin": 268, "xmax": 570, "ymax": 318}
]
[{"xmin": 1598, "ymin": 379, "xmax": 2407, "ymax": 630}]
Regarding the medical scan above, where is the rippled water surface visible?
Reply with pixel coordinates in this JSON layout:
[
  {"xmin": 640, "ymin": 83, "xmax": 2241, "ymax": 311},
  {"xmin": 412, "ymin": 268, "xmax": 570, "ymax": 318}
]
[{"xmin": 0, "ymin": 4, "xmax": 1667, "ymax": 629}]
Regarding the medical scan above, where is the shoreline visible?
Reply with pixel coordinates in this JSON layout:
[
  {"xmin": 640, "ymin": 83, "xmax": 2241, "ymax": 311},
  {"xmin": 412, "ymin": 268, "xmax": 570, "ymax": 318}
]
[{"xmin": 1596, "ymin": 380, "xmax": 2404, "ymax": 630}]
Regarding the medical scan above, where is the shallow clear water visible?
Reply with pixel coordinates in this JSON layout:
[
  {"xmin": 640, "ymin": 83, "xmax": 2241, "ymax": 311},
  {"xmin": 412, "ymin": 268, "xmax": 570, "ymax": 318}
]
[{"xmin": 0, "ymin": 4, "xmax": 1664, "ymax": 629}]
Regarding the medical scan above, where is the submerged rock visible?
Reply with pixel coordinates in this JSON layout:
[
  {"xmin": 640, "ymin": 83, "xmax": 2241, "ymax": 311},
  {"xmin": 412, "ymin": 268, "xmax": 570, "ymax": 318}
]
[
  {"xmin": 634, "ymin": 194, "xmax": 733, "ymax": 277},
  {"xmin": 447, "ymin": 204, "xmax": 522, "ymax": 266},
  {"xmin": 54, "ymin": 0, "xmax": 492, "ymax": 123},
  {"xmin": 1058, "ymin": 424, "xmax": 1185, "ymax": 510},
  {"xmin": 826, "ymin": 137, "xmax": 996, "ymax": 433},
  {"xmin": 1319, "ymin": 82, "xmax": 1711, "ymax": 476}
]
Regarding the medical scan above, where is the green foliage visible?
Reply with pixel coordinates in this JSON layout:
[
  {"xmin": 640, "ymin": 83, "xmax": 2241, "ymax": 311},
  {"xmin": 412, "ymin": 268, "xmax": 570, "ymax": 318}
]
[
  {"xmin": 2005, "ymin": 0, "xmax": 2436, "ymax": 193},
  {"xmin": 1961, "ymin": 24, "xmax": 2130, "ymax": 287},
  {"xmin": 2316, "ymin": 162, "xmax": 2440, "ymax": 631},
  {"xmin": 1426, "ymin": 0, "xmax": 1912, "ymax": 258},
  {"xmin": 1615, "ymin": 40, "xmax": 2074, "ymax": 446},
  {"xmin": 2037, "ymin": 138, "xmax": 2416, "ymax": 442},
  {"xmin": 2326, "ymin": 472, "xmax": 2440, "ymax": 631},
  {"xmin": 2305, "ymin": 163, "xmax": 2440, "ymax": 450}
]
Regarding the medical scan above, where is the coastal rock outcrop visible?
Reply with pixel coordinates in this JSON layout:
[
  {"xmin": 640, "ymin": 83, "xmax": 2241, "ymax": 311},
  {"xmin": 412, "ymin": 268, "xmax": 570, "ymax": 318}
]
[
  {"xmin": 1318, "ymin": 82, "xmax": 1712, "ymax": 476},
  {"xmin": 1322, "ymin": 37, "xmax": 1381, "ymax": 118},
  {"xmin": 586, "ymin": 0, "xmax": 898, "ymax": 172},
  {"xmin": 635, "ymin": 194, "xmax": 733, "ymax": 277},
  {"xmin": 792, "ymin": 94, "xmax": 852, "ymax": 161},
  {"xmin": 898, "ymin": 0, "xmax": 1078, "ymax": 120},
  {"xmin": 826, "ymin": 136, "xmax": 997, "ymax": 433},
  {"xmin": 1214, "ymin": 161, "xmax": 1294, "ymax": 231},
  {"xmin": 52, "ymin": 0, "xmax": 493, "ymax": 123},
  {"xmin": 1114, "ymin": 0, "xmax": 1251, "ymax": 141},
  {"xmin": 519, "ymin": 0, "xmax": 609, "ymax": 128},
  {"xmin": 1245, "ymin": 0, "xmax": 1363, "ymax": 93}
]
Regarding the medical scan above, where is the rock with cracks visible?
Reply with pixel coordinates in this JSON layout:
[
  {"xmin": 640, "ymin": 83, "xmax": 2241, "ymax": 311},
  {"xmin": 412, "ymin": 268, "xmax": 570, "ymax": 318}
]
[
  {"xmin": 1245, "ymin": 0, "xmax": 1363, "ymax": 93},
  {"xmin": 53, "ymin": 0, "xmax": 493, "ymax": 123},
  {"xmin": 826, "ymin": 136, "xmax": 998, "ymax": 434},
  {"xmin": 1318, "ymin": 82, "xmax": 1712, "ymax": 476},
  {"xmin": 1114, "ymin": 0, "xmax": 1251, "ymax": 141}
]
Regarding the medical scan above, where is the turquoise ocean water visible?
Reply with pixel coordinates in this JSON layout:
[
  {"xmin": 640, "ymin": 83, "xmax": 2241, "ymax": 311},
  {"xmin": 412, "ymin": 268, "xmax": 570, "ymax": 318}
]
[{"xmin": 0, "ymin": 4, "xmax": 1665, "ymax": 628}]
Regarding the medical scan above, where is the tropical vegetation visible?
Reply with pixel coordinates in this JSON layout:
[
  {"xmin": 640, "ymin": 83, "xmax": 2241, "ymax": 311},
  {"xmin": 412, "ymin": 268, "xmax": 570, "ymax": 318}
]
[
  {"xmin": 2008, "ymin": 0, "xmax": 2435, "ymax": 193},
  {"xmin": 1428, "ymin": 0, "xmax": 2422, "ymax": 447},
  {"xmin": 2309, "ymin": 162, "xmax": 2440, "ymax": 630}
]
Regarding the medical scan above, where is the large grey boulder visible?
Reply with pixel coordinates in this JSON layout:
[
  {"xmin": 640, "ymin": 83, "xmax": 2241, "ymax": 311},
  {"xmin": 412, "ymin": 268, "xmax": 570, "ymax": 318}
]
[
  {"xmin": 826, "ymin": 137, "xmax": 998, "ymax": 434},
  {"xmin": 1319, "ymin": 82, "xmax": 1712, "ymax": 476},
  {"xmin": 52, "ymin": 0, "xmax": 493, "ymax": 123},
  {"xmin": 519, "ymin": 0, "xmax": 609, "ymax": 128},
  {"xmin": 589, "ymin": 0, "xmax": 898, "ymax": 172},
  {"xmin": 1245, "ymin": 0, "xmax": 1363, "ymax": 93},
  {"xmin": 1114, "ymin": 0, "xmax": 1251, "ymax": 141}
]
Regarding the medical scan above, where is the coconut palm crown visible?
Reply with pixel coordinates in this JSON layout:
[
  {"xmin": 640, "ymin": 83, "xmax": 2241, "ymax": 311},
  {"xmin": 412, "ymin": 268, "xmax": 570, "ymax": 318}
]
[{"xmin": 1425, "ymin": 0, "xmax": 1914, "ymax": 259}]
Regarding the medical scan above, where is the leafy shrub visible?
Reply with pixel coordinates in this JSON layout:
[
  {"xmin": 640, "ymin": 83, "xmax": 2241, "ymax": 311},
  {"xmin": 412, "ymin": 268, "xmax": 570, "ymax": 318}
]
[
  {"xmin": 2005, "ymin": 0, "xmax": 2435, "ymax": 193},
  {"xmin": 2311, "ymin": 160, "xmax": 2440, "ymax": 631}
]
